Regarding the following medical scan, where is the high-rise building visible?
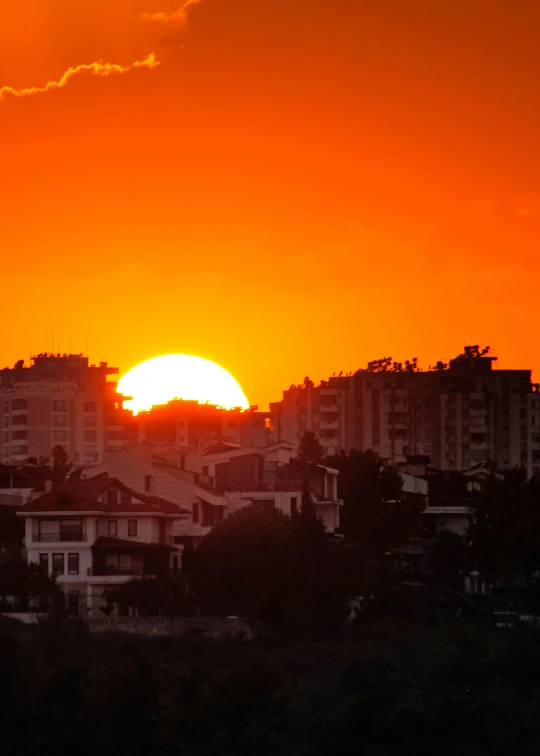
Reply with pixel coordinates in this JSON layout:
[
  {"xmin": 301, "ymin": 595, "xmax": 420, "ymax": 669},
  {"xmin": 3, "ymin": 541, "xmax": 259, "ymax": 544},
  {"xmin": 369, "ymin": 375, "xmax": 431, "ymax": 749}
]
[
  {"xmin": 270, "ymin": 347, "xmax": 540, "ymax": 477},
  {"xmin": 0, "ymin": 354, "xmax": 130, "ymax": 465}
]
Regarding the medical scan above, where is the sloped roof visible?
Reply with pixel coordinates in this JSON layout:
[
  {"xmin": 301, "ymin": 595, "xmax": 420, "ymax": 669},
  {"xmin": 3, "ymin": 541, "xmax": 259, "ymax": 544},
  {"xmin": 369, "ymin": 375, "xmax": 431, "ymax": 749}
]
[{"xmin": 18, "ymin": 477, "xmax": 190, "ymax": 516}]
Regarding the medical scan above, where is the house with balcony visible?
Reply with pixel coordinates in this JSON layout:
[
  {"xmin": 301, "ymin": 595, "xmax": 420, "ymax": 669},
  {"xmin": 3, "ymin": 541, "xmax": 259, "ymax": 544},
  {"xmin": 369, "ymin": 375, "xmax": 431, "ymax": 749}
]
[{"xmin": 17, "ymin": 477, "xmax": 189, "ymax": 615}]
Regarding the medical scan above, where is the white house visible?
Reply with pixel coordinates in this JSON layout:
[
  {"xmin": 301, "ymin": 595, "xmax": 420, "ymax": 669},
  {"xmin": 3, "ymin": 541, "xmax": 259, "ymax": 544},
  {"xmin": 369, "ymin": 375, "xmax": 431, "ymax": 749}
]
[{"xmin": 17, "ymin": 477, "xmax": 190, "ymax": 615}]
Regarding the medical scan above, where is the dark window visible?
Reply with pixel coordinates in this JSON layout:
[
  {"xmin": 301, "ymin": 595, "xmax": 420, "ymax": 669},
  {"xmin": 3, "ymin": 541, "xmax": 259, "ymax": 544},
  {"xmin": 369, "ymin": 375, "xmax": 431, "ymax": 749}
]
[
  {"xmin": 144, "ymin": 475, "xmax": 152, "ymax": 492},
  {"xmin": 84, "ymin": 401, "xmax": 96, "ymax": 412},
  {"xmin": 12, "ymin": 399, "xmax": 27, "ymax": 411},
  {"xmin": 52, "ymin": 553, "xmax": 64, "ymax": 575},
  {"xmin": 128, "ymin": 519, "xmax": 137, "ymax": 537},
  {"xmin": 52, "ymin": 400, "xmax": 68, "ymax": 412},
  {"xmin": 202, "ymin": 466, "xmax": 209, "ymax": 476},
  {"xmin": 291, "ymin": 496, "xmax": 298, "ymax": 517},
  {"xmin": 68, "ymin": 553, "xmax": 79, "ymax": 575},
  {"xmin": 121, "ymin": 492, "xmax": 132, "ymax": 507},
  {"xmin": 60, "ymin": 520, "xmax": 83, "ymax": 541},
  {"xmin": 108, "ymin": 520, "xmax": 118, "ymax": 537},
  {"xmin": 107, "ymin": 489, "xmax": 118, "ymax": 507},
  {"xmin": 84, "ymin": 430, "xmax": 97, "ymax": 442},
  {"xmin": 12, "ymin": 430, "xmax": 27, "ymax": 440},
  {"xmin": 192, "ymin": 501, "xmax": 199, "ymax": 523},
  {"xmin": 178, "ymin": 420, "xmax": 186, "ymax": 428},
  {"xmin": 12, "ymin": 416, "xmax": 27, "ymax": 427},
  {"xmin": 39, "ymin": 553, "xmax": 48, "ymax": 572}
]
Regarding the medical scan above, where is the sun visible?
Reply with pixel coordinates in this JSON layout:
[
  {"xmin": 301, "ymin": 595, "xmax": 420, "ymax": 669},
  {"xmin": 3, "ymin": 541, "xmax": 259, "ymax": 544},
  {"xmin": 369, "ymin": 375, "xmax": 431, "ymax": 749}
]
[{"xmin": 118, "ymin": 355, "xmax": 250, "ymax": 414}]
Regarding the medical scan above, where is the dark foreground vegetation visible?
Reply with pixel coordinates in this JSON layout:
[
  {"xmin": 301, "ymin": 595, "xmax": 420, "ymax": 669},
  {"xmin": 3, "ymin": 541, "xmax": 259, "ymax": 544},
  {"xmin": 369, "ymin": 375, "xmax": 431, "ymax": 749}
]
[{"xmin": 2, "ymin": 611, "xmax": 540, "ymax": 756}]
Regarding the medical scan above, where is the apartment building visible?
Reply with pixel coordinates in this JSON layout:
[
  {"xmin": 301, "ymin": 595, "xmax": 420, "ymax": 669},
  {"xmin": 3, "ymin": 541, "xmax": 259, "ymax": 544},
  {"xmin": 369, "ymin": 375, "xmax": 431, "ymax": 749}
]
[
  {"xmin": 17, "ymin": 477, "xmax": 188, "ymax": 615},
  {"xmin": 136, "ymin": 399, "xmax": 271, "ymax": 449},
  {"xmin": 271, "ymin": 347, "xmax": 540, "ymax": 476},
  {"xmin": 0, "ymin": 354, "xmax": 131, "ymax": 466}
]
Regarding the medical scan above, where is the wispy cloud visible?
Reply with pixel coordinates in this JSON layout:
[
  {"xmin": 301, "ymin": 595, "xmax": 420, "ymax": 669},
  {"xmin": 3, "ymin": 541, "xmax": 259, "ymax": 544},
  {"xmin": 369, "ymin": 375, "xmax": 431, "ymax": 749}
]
[
  {"xmin": 0, "ymin": 53, "xmax": 160, "ymax": 100},
  {"xmin": 141, "ymin": 0, "xmax": 204, "ymax": 26}
]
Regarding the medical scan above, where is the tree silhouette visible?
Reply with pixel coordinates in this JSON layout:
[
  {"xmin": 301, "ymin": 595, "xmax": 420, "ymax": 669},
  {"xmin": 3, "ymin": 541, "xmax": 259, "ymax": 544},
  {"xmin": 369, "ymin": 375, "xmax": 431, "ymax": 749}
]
[{"xmin": 298, "ymin": 431, "xmax": 324, "ymax": 465}]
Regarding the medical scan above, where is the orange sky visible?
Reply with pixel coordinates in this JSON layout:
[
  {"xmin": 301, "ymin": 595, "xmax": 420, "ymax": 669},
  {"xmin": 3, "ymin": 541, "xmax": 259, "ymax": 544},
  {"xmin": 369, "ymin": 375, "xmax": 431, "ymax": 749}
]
[{"xmin": 1, "ymin": 0, "xmax": 539, "ymax": 408}]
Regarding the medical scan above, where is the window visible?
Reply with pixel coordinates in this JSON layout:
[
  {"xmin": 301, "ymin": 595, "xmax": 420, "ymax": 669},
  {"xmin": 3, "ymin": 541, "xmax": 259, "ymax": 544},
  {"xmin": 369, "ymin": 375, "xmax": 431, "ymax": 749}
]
[
  {"xmin": 3, "ymin": 401, "xmax": 9, "ymax": 412},
  {"xmin": 202, "ymin": 465, "xmax": 209, "ymax": 476},
  {"xmin": 12, "ymin": 430, "xmax": 27, "ymax": 440},
  {"xmin": 52, "ymin": 400, "xmax": 67, "ymax": 412},
  {"xmin": 39, "ymin": 553, "xmax": 48, "ymax": 572},
  {"xmin": 52, "ymin": 553, "xmax": 65, "ymax": 575},
  {"xmin": 108, "ymin": 519, "xmax": 118, "ymax": 537},
  {"xmin": 84, "ymin": 419, "xmax": 97, "ymax": 428},
  {"xmin": 68, "ymin": 553, "xmax": 79, "ymax": 575},
  {"xmin": 226, "ymin": 420, "xmax": 237, "ymax": 427},
  {"xmin": 144, "ymin": 475, "xmax": 152, "ymax": 492},
  {"xmin": 12, "ymin": 416, "xmax": 27, "ymax": 426},
  {"xmin": 12, "ymin": 399, "xmax": 27, "ymax": 411},
  {"xmin": 178, "ymin": 420, "xmax": 186, "ymax": 428},
  {"xmin": 192, "ymin": 501, "xmax": 199, "ymax": 523},
  {"xmin": 107, "ymin": 489, "xmax": 118, "ymax": 507},
  {"xmin": 84, "ymin": 401, "xmax": 96, "ymax": 412},
  {"xmin": 105, "ymin": 554, "xmax": 134, "ymax": 573},
  {"xmin": 84, "ymin": 430, "xmax": 97, "ymax": 443},
  {"xmin": 121, "ymin": 492, "xmax": 132, "ymax": 508},
  {"xmin": 128, "ymin": 519, "xmax": 137, "ymax": 537},
  {"xmin": 35, "ymin": 519, "xmax": 81, "ymax": 542},
  {"xmin": 53, "ymin": 414, "xmax": 68, "ymax": 427},
  {"xmin": 53, "ymin": 430, "xmax": 68, "ymax": 443},
  {"xmin": 291, "ymin": 496, "xmax": 298, "ymax": 517}
]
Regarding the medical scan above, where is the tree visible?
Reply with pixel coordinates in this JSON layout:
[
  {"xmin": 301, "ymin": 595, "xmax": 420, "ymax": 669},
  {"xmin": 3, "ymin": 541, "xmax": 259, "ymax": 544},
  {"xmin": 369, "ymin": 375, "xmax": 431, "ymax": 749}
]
[
  {"xmin": 298, "ymin": 431, "xmax": 324, "ymax": 465},
  {"xmin": 325, "ymin": 449, "xmax": 421, "ymax": 555},
  {"xmin": 192, "ymin": 507, "xmax": 296, "ymax": 620},
  {"xmin": 429, "ymin": 530, "xmax": 470, "ymax": 590},
  {"xmin": 468, "ymin": 469, "xmax": 540, "ymax": 588},
  {"xmin": 0, "ymin": 561, "xmax": 61, "ymax": 611},
  {"xmin": 38, "ymin": 445, "xmax": 73, "ymax": 484}
]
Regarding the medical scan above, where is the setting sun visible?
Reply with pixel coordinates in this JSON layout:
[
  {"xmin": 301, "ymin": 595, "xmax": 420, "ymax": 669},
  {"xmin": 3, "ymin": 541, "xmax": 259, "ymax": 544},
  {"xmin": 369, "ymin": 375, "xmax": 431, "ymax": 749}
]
[{"xmin": 118, "ymin": 354, "xmax": 250, "ymax": 414}]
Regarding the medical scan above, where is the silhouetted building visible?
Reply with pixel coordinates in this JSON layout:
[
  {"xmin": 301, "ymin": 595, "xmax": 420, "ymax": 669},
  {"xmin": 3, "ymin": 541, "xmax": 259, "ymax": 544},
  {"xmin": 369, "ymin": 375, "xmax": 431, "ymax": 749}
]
[
  {"xmin": 137, "ymin": 399, "xmax": 271, "ymax": 449},
  {"xmin": 0, "ymin": 354, "xmax": 131, "ymax": 466},
  {"xmin": 271, "ymin": 347, "xmax": 540, "ymax": 476}
]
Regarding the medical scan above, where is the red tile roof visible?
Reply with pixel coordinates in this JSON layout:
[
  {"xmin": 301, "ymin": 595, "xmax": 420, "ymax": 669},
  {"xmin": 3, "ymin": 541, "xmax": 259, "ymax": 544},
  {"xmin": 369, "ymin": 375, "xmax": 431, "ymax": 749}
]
[{"xmin": 18, "ymin": 477, "xmax": 190, "ymax": 516}]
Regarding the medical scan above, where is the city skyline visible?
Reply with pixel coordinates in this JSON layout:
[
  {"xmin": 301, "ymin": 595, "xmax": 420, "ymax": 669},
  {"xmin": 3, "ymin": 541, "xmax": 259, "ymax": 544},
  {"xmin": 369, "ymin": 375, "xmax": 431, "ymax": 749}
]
[{"xmin": 1, "ymin": 1, "xmax": 539, "ymax": 408}]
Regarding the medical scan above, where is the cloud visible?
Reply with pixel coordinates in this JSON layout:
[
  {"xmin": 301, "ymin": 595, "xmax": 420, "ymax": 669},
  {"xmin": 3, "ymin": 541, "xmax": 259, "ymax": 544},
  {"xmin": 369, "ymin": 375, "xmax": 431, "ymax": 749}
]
[
  {"xmin": 141, "ymin": 0, "xmax": 204, "ymax": 26},
  {"xmin": 0, "ymin": 53, "xmax": 160, "ymax": 100}
]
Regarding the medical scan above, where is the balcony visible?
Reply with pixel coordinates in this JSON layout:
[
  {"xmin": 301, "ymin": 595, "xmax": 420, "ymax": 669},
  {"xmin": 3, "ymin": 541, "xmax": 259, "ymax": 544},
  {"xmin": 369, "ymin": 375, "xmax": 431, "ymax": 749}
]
[
  {"xmin": 33, "ymin": 531, "xmax": 85, "ymax": 543},
  {"xmin": 87, "ymin": 567, "xmax": 139, "ymax": 577}
]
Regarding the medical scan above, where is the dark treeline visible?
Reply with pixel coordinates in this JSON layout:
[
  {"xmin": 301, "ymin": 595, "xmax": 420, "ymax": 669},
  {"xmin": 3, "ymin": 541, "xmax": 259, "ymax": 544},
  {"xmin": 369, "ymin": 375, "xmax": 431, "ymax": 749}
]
[{"xmin": 3, "ymin": 612, "xmax": 540, "ymax": 755}]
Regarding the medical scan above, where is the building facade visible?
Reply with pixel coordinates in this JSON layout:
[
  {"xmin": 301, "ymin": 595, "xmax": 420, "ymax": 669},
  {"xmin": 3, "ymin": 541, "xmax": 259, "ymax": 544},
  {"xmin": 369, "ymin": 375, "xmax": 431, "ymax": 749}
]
[
  {"xmin": 271, "ymin": 347, "xmax": 540, "ymax": 476},
  {"xmin": 0, "ymin": 354, "xmax": 131, "ymax": 466},
  {"xmin": 81, "ymin": 441, "xmax": 343, "ymax": 549},
  {"xmin": 136, "ymin": 399, "xmax": 271, "ymax": 449},
  {"xmin": 18, "ymin": 477, "xmax": 188, "ymax": 615}
]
